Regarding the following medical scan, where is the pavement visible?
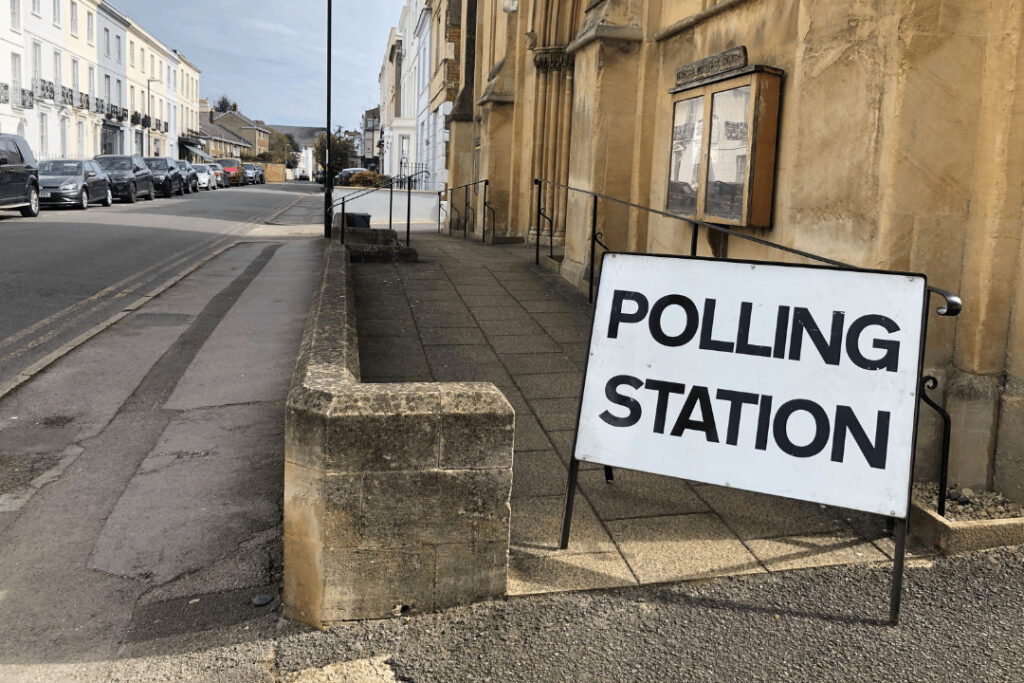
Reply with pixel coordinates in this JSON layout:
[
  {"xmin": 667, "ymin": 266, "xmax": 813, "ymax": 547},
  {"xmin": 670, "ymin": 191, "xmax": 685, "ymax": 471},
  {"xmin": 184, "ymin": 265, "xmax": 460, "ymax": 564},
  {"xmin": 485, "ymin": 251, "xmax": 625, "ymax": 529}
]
[
  {"xmin": 0, "ymin": 189, "xmax": 324, "ymax": 681},
  {"xmin": 1, "ymin": 203, "xmax": 1022, "ymax": 680}
]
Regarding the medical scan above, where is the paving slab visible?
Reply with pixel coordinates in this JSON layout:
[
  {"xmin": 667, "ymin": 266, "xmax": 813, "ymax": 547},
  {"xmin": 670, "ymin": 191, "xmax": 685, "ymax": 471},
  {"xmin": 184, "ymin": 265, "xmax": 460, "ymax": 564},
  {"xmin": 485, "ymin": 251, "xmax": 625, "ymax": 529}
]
[
  {"xmin": 606, "ymin": 513, "xmax": 765, "ymax": 584},
  {"xmin": 578, "ymin": 468, "xmax": 709, "ymax": 520},
  {"xmin": 746, "ymin": 532, "xmax": 890, "ymax": 571},
  {"xmin": 695, "ymin": 484, "xmax": 848, "ymax": 540}
]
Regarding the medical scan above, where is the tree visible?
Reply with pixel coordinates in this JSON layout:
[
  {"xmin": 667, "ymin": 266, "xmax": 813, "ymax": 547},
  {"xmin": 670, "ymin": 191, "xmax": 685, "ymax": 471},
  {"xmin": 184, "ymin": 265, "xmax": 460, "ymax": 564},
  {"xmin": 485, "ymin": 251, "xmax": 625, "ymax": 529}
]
[
  {"xmin": 267, "ymin": 130, "xmax": 301, "ymax": 167},
  {"xmin": 214, "ymin": 95, "xmax": 233, "ymax": 113},
  {"xmin": 314, "ymin": 126, "xmax": 355, "ymax": 178}
]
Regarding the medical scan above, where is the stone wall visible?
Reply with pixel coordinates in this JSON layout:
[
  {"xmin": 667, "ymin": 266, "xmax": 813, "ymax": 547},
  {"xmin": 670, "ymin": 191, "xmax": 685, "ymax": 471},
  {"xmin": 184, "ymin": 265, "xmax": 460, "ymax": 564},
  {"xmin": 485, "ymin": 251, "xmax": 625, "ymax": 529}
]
[{"xmin": 283, "ymin": 244, "xmax": 514, "ymax": 626}]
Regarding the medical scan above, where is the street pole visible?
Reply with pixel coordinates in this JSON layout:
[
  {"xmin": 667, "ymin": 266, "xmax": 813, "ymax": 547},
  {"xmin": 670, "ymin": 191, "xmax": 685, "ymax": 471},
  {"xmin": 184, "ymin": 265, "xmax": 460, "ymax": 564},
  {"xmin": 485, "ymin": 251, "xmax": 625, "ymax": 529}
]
[
  {"xmin": 406, "ymin": 176, "xmax": 412, "ymax": 247},
  {"xmin": 324, "ymin": 0, "xmax": 333, "ymax": 240}
]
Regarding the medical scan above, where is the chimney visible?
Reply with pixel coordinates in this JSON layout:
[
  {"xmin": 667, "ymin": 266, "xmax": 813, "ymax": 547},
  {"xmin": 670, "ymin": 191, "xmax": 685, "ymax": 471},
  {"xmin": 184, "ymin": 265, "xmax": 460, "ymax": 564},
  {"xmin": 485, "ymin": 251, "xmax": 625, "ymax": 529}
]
[
  {"xmin": 209, "ymin": 110, "xmax": 215, "ymax": 123},
  {"xmin": 232, "ymin": 103, "xmax": 238, "ymax": 112}
]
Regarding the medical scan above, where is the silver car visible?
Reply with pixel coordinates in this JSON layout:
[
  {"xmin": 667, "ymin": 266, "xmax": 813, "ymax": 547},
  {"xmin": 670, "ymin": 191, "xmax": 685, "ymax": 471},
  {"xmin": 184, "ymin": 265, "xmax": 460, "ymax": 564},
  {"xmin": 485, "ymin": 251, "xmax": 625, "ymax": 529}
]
[{"xmin": 192, "ymin": 164, "xmax": 217, "ymax": 190}]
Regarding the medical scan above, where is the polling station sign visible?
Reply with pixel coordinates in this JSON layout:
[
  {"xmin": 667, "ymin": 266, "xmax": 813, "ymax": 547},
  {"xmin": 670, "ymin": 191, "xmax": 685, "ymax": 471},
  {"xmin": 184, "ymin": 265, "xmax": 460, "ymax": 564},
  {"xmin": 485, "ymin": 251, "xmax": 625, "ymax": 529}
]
[{"xmin": 574, "ymin": 254, "xmax": 928, "ymax": 518}]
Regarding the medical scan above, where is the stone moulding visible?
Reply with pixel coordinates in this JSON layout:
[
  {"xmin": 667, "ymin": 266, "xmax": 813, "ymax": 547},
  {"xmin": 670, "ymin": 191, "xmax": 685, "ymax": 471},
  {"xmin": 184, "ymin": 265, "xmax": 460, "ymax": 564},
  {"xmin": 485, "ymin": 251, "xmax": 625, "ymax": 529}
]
[{"xmin": 283, "ymin": 244, "xmax": 515, "ymax": 627}]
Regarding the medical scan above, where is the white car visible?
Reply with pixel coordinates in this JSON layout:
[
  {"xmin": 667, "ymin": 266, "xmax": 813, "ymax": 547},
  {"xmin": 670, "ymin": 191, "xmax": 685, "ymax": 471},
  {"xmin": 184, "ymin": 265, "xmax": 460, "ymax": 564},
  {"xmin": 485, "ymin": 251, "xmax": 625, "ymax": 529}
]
[{"xmin": 193, "ymin": 164, "xmax": 216, "ymax": 190}]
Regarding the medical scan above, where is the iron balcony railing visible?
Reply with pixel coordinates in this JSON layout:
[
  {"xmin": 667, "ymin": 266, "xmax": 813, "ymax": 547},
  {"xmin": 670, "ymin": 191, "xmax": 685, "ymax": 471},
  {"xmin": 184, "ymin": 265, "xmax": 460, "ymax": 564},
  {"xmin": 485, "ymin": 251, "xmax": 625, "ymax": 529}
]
[
  {"xmin": 76, "ymin": 91, "xmax": 89, "ymax": 109},
  {"xmin": 60, "ymin": 86, "xmax": 74, "ymax": 106},
  {"xmin": 163, "ymin": 121, "xmax": 169, "ymax": 133},
  {"xmin": 93, "ymin": 97, "xmax": 105, "ymax": 114},
  {"xmin": 131, "ymin": 111, "xmax": 141, "ymax": 125},
  {"xmin": 107, "ymin": 102, "xmax": 120, "ymax": 118},
  {"xmin": 14, "ymin": 87, "xmax": 34, "ymax": 109},
  {"xmin": 0, "ymin": 83, "xmax": 8, "ymax": 105},
  {"xmin": 141, "ymin": 114, "xmax": 151, "ymax": 128},
  {"xmin": 120, "ymin": 108, "xmax": 129, "ymax": 122}
]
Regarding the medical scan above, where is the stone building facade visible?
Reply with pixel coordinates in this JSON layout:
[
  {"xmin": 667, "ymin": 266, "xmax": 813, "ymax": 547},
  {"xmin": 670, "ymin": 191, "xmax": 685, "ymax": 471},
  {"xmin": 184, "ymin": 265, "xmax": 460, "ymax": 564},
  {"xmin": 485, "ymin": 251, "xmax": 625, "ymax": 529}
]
[{"xmin": 444, "ymin": 0, "xmax": 1024, "ymax": 501}]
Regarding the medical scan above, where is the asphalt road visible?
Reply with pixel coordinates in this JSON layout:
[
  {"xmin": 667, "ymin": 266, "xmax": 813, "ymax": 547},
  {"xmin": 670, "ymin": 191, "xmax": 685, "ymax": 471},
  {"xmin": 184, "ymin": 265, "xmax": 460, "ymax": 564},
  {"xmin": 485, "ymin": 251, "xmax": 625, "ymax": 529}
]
[{"xmin": 0, "ymin": 181, "xmax": 320, "ymax": 392}]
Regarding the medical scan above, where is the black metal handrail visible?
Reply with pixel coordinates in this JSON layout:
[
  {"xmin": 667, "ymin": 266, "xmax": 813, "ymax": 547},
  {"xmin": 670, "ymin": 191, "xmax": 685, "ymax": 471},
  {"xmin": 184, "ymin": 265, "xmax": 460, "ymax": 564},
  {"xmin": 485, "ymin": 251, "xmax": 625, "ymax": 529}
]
[
  {"xmin": 329, "ymin": 170, "xmax": 430, "ymax": 247},
  {"xmin": 532, "ymin": 177, "xmax": 963, "ymax": 316},
  {"xmin": 445, "ymin": 179, "xmax": 491, "ymax": 242}
]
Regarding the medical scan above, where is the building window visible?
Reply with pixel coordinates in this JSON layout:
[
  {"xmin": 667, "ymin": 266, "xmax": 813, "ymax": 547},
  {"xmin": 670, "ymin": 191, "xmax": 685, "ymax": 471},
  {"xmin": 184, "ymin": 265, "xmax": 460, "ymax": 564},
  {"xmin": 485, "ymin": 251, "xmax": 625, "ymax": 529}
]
[
  {"xmin": 115, "ymin": 36, "xmax": 121, "ymax": 63},
  {"xmin": 39, "ymin": 113, "xmax": 47, "ymax": 156},
  {"xmin": 129, "ymin": 40, "xmax": 134, "ymax": 66},
  {"xmin": 666, "ymin": 68, "xmax": 781, "ymax": 228},
  {"xmin": 11, "ymin": 53, "xmax": 21, "ymax": 96},
  {"xmin": 129, "ymin": 84, "xmax": 134, "ymax": 110},
  {"xmin": 51, "ymin": 0, "xmax": 58, "ymax": 25},
  {"xmin": 10, "ymin": 0, "xmax": 21, "ymax": 31},
  {"xmin": 70, "ymin": 1, "xmax": 77, "ymax": 34},
  {"xmin": 87, "ymin": 65, "xmax": 94, "ymax": 96},
  {"xmin": 52, "ymin": 50, "xmax": 61, "ymax": 90},
  {"xmin": 103, "ymin": 74, "xmax": 109, "ymax": 103},
  {"xmin": 150, "ymin": 55, "xmax": 154, "ymax": 76},
  {"xmin": 77, "ymin": 121, "xmax": 84, "ymax": 157},
  {"xmin": 31, "ymin": 41, "xmax": 40, "ymax": 81},
  {"xmin": 60, "ymin": 117, "xmax": 67, "ymax": 156},
  {"xmin": 71, "ymin": 58, "xmax": 78, "ymax": 92},
  {"xmin": 116, "ymin": 79, "xmax": 121, "ymax": 107},
  {"xmin": 86, "ymin": 11, "xmax": 93, "ymax": 43},
  {"xmin": 30, "ymin": 0, "xmax": 37, "ymax": 15}
]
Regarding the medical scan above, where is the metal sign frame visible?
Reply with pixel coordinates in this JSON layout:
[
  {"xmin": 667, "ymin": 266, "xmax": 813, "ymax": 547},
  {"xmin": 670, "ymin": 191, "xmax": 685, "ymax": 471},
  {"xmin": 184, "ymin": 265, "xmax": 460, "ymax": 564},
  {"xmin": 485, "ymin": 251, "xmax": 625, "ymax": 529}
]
[{"xmin": 560, "ymin": 250, "xmax": 945, "ymax": 625}]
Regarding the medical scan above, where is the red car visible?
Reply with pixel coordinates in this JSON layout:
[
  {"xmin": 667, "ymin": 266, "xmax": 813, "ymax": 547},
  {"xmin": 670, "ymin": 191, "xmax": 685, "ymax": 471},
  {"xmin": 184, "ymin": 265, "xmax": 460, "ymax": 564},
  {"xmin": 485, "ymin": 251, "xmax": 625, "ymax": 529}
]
[{"xmin": 216, "ymin": 158, "xmax": 244, "ymax": 185}]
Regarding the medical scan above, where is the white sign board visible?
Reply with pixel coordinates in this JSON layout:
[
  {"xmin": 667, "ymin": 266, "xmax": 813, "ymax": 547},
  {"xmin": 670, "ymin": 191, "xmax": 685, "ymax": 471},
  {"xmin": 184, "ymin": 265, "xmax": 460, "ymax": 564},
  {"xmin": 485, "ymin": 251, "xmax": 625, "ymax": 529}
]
[{"xmin": 575, "ymin": 254, "xmax": 928, "ymax": 518}]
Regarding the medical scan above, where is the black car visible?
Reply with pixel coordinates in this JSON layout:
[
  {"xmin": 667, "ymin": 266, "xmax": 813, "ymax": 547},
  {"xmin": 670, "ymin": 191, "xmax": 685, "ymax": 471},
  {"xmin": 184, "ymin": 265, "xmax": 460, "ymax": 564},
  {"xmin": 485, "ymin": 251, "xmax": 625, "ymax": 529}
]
[
  {"xmin": 144, "ymin": 157, "xmax": 185, "ymax": 197},
  {"xmin": 95, "ymin": 155, "xmax": 156, "ymax": 203},
  {"xmin": 175, "ymin": 160, "xmax": 199, "ymax": 193},
  {"xmin": 38, "ymin": 159, "xmax": 113, "ymax": 209},
  {"xmin": 0, "ymin": 133, "xmax": 40, "ymax": 217}
]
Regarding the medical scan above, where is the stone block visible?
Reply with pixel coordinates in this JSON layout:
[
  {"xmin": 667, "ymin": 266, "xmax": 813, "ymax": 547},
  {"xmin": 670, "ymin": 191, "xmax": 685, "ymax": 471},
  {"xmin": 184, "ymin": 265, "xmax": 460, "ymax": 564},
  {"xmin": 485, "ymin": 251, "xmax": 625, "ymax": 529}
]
[
  {"xmin": 321, "ymin": 547, "xmax": 435, "ymax": 621},
  {"xmin": 322, "ymin": 469, "xmax": 512, "ymax": 549},
  {"xmin": 434, "ymin": 542, "xmax": 509, "ymax": 608},
  {"xmin": 439, "ymin": 383, "xmax": 515, "ymax": 469}
]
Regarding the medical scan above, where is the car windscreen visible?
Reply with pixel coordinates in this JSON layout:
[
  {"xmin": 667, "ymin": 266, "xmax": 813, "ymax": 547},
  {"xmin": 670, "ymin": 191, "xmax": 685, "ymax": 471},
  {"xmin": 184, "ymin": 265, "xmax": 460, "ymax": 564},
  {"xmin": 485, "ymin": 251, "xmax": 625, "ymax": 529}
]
[
  {"xmin": 193, "ymin": 164, "xmax": 208, "ymax": 172},
  {"xmin": 96, "ymin": 157, "xmax": 131, "ymax": 171},
  {"xmin": 217, "ymin": 160, "xmax": 239, "ymax": 168},
  {"xmin": 39, "ymin": 161, "xmax": 82, "ymax": 175},
  {"xmin": 145, "ymin": 159, "xmax": 169, "ymax": 170}
]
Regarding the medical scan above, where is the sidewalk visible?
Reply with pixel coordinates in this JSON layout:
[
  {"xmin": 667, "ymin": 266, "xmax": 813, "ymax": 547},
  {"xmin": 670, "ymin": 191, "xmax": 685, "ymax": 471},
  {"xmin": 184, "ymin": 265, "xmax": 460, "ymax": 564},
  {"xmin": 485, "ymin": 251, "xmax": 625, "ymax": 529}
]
[
  {"xmin": 0, "ymin": 231, "xmax": 321, "ymax": 679},
  {"xmin": 352, "ymin": 232, "xmax": 925, "ymax": 598}
]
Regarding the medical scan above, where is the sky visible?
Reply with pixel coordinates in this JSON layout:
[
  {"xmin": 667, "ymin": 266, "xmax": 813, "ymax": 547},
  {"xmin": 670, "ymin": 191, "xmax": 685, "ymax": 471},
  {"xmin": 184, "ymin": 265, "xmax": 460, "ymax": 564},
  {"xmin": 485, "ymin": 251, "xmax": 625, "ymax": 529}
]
[{"xmin": 112, "ymin": 0, "xmax": 405, "ymax": 129}]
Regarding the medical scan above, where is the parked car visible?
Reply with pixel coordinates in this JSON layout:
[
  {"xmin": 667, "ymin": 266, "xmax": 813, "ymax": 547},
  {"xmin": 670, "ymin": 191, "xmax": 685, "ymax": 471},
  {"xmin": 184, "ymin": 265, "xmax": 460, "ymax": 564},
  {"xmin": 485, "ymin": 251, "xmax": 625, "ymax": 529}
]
[
  {"xmin": 192, "ymin": 164, "xmax": 216, "ymax": 191},
  {"xmin": 241, "ymin": 163, "xmax": 258, "ymax": 185},
  {"xmin": 298, "ymin": 170, "xmax": 309, "ymax": 181},
  {"xmin": 315, "ymin": 169, "xmax": 325, "ymax": 184},
  {"xmin": 208, "ymin": 162, "xmax": 228, "ymax": 188},
  {"xmin": 217, "ymin": 158, "xmax": 244, "ymax": 185},
  {"xmin": 95, "ymin": 154, "xmax": 155, "ymax": 203},
  {"xmin": 338, "ymin": 167, "xmax": 368, "ymax": 185},
  {"xmin": 175, "ymin": 160, "xmax": 199, "ymax": 193},
  {"xmin": 254, "ymin": 164, "xmax": 266, "ymax": 184},
  {"xmin": 144, "ymin": 157, "xmax": 185, "ymax": 197},
  {"xmin": 38, "ymin": 159, "xmax": 112, "ymax": 209},
  {"xmin": 0, "ymin": 133, "xmax": 40, "ymax": 217}
]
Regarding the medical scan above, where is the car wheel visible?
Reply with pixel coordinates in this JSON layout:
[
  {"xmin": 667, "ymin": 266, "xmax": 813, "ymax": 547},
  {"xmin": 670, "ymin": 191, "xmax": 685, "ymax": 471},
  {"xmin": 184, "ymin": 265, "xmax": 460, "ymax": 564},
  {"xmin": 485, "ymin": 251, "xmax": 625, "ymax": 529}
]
[
  {"xmin": 20, "ymin": 186, "xmax": 40, "ymax": 217},
  {"xmin": 102, "ymin": 186, "xmax": 113, "ymax": 207},
  {"xmin": 126, "ymin": 183, "xmax": 137, "ymax": 203},
  {"xmin": 78, "ymin": 188, "xmax": 89, "ymax": 210}
]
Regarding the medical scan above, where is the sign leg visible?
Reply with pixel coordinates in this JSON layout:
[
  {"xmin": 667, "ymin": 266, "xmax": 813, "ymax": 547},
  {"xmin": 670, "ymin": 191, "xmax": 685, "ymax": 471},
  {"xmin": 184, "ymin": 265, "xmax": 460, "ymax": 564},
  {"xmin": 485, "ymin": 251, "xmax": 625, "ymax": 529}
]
[
  {"xmin": 889, "ymin": 517, "xmax": 908, "ymax": 625},
  {"xmin": 559, "ymin": 458, "xmax": 581, "ymax": 550},
  {"xmin": 603, "ymin": 465, "xmax": 614, "ymax": 482}
]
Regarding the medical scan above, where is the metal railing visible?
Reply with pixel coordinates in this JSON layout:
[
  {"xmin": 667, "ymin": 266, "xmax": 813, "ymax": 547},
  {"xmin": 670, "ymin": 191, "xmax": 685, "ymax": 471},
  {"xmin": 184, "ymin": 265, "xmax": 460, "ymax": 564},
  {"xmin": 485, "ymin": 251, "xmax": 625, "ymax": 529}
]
[
  {"xmin": 327, "ymin": 170, "xmax": 430, "ymax": 247},
  {"xmin": 443, "ymin": 179, "xmax": 492, "ymax": 243}
]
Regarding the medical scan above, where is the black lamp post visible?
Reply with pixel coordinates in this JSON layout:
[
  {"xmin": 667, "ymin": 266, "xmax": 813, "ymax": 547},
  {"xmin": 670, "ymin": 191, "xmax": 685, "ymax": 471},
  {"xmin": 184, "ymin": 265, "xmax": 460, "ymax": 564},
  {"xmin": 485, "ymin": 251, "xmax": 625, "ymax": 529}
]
[{"xmin": 324, "ymin": 0, "xmax": 333, "ymax": 239}]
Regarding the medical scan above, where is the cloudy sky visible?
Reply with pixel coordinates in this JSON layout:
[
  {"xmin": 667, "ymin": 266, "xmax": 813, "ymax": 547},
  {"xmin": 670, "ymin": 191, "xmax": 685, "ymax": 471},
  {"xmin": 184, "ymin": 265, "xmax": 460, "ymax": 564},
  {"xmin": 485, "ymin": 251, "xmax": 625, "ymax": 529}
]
[{"xmin": 112, "ymin": 0, "xmax": 405, "ymax": 129}]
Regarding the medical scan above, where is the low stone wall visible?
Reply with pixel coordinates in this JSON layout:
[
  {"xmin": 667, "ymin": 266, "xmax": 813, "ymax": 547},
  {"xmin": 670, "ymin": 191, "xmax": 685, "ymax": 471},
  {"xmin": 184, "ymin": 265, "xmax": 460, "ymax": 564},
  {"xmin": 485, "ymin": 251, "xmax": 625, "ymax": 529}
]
[{"xmin": 283, "ymin": 244, "xmax": 514, "ymax": 626}]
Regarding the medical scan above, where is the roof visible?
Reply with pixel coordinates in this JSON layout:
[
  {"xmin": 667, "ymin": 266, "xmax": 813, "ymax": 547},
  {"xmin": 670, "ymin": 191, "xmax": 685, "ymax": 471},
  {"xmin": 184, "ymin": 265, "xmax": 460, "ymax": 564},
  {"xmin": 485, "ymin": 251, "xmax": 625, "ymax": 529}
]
[
  {"xmin": 199, "ymin": 120, "xmax": 252, "ymax": 148},
  {"xmin": 214, "ymin": 110, "xmax": 271, "ymax": 134},
  {"xmin": 266, "ymin": 124, "xmax": 325, "ymax": 147}
]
